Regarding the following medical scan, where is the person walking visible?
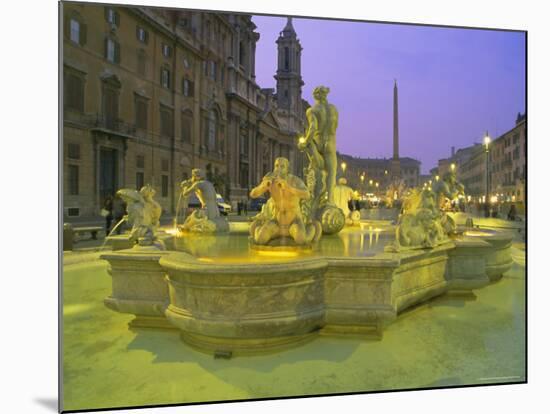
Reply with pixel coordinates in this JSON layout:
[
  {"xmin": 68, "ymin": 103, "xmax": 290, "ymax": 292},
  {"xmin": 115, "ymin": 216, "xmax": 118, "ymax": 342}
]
[
  {"xmin": 508, "ymin": 203, "xmax": 517, "ymax": 221},
  {"xmin": 103, "ymin": 195, "xmax": 114, "ymax": 233}
]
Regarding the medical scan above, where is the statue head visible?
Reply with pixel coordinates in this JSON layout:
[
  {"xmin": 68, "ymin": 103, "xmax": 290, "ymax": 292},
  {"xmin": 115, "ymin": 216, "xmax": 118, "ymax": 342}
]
[
  {"xmin": 313, "ymin": 86, "xmax": 330, "ymax": 102},
  {"xmin": 139, "ymin": 184, "xmax": 156, "ymax": 200},
  {"xmin": 191, "ymin": 168, "xmax": 203, "ymax": 182},
  {"xmin": 338, "ymin": 177, "xmax": 347, "ymax": 185},
  {"xmin": 273, "ymin": 157, "xmax": 290, "ymax": 178}
]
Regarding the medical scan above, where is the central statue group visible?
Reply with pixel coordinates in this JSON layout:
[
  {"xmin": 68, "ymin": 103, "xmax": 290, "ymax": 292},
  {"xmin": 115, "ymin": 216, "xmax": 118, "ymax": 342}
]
[{"xmin": 249, "ymin": 86, "xmax": 345, "ymax": 247}]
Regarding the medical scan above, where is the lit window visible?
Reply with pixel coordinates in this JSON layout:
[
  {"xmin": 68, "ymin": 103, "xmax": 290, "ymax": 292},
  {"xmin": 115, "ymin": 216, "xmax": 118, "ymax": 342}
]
[
  {"xmin": 137, "ymin": 27, "xmax": 147, "ymax": 43},
  {"xmin": 106, "ymin": 39, "xmax": 115, "ymax": 62},
  {"xmin": 161, "ymin": 68, "xmax": 171, "ymax": 89},
  {"xmin": 107, "ymin": 8, "xmax": 116, "ymax": 24},
  {"xmin": 70, "ymin": 19, "xmax": 80, "ymax": 43}
]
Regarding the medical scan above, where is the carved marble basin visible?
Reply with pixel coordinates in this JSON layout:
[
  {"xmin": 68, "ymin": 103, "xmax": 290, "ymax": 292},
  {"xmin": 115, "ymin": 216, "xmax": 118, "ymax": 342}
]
[
  {"xmin": 161, "ymin": 253, "xmax": 327, "ymax": 354},
  {"xmin": 100, "ymin": 222, "xmax": 514, "ymax": 355}
]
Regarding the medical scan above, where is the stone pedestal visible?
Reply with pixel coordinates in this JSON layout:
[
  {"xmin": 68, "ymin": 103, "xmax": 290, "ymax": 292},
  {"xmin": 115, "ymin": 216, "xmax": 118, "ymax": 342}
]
[
  {"xmin": 482, "ymin": 233, "xmax": 513, "ymax": 282},
  {"xmin": 391, "ymin": 243, "xmax": 453, "ymax": 312},
  {"xmin": 107, "ymin": 231, "xmax": 174, "ymax": 251},
  {"xmin": 324, "ymin": 256, "xmax": 398, "ymax": 334},
  {"xmin": 101, "ymin": 246, "xmax": 178, "ymax": 329},
  {"xmin": 446, "ymin": 238, "xmax": 491, "ymax": 290}
]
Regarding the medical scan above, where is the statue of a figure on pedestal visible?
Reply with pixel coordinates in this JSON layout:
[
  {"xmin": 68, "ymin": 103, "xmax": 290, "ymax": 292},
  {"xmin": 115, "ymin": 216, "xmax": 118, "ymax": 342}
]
[
  {"xmin": 117, "ymin": 184, "xmax": 164, "ymax": 249},
  {"xmin": 334, "ymin": 177, "xmax": 357, "ymax": 225},
  {"xmin": 179, "ymin": 168, "xmax": 229, "ymax": 233},
  {"xmin": 297, "ymin": 86, "xmax": 345, "ymax": 234},
  {"xmin": 249, "ymin": 157, "xmax": 321, "ymax": 246}
]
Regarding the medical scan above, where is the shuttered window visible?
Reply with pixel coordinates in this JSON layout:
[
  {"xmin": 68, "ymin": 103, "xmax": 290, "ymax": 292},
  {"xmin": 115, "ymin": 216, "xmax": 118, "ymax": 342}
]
[
  {"xmin": 160, "ymin": 107, "xmax": 174, "ymax": 138},
  {"xmin": 65, "ymin": 73, "xmax": 84, "ymax": 112}
]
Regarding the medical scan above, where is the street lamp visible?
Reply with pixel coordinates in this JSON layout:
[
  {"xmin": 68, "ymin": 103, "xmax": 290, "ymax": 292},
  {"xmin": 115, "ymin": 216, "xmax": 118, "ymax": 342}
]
[
  {"xmin": 341, "ymin": 161, "xmax": 347, "ymax": 176},
  {"xmin": 483, "ymin": 131, "xmax": 491, "ymax": 217}
]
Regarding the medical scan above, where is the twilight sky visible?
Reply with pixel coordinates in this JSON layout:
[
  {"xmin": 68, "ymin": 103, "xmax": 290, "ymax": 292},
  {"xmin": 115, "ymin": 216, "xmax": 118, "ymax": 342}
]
[{"xmin": 252, "ymin": 16, "xmax": 526, "ymax": 174}]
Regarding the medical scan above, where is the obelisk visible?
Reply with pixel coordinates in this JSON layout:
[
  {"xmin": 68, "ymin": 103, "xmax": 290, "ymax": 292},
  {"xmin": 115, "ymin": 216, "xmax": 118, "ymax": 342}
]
[{"xmin": 391, "ymin": 79, "xmax": 401, "ymax": 180}]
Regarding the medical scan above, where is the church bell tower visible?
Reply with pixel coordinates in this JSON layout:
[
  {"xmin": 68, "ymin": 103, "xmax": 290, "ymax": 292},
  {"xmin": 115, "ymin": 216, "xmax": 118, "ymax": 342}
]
[{"xmin": 274, "ymin": 17, "xmax": 304, "ymax": 134}]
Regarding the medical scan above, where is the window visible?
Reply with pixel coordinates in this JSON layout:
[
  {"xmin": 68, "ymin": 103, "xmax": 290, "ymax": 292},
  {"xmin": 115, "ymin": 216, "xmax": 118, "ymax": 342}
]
[
  {"xmin": 161, "ymin": 158, "xmax": 169, "ymax": 172},
  {"xmin": 70, "ymin": 19, "xmax": 80, "ymax": 43},
  {"xmin": 136, "ymin": 172, "xmax": 144, "ymax": 190},
  {"xmin": 65, "ymin": 72, "xmax": 84, "ymax": 112},
  {"xmin": 105, "ymin": 38, "xmax": 120, "ymax": 63},
  {"xmin": 103, "ymin": 86, "xmax": 119, "ymax": 129},
  {"xmin": 161, "ymin": 67, "xmax": 171, "ymax": 89},
  {"xmin": 182, "ymin": 78, "xmax": 194, "ymax": 97},
  {"xmin": 209, "ymin": 61, "xmax": 217, "ymax": 80},
  {"xmin": 181, "ymin": 111, "xmax": 193, "ymax": 143},
  {"xmin": 207, "ymin": 110, "xmax": 217, "ymax": 150},
  {"xmin": 239, "ymin": 42, "xmax": 245, "ymax": 66},
  {"xmin": 137, "ymin": 50, "xmax": 147, "ymax": 76},
  {"xmin": 161, "ymin": 175, "xmax": 169, "ymax": 197},
  {"xmin": 284, "ymin": 47, "xmax": 290, "ymax": 70},
  {"xmin": 135, "ymin": 97, "xmax": 148, "ymax": 130},
  {"xmin": 67, "ymin": 143, "xmax": 80, "ymax": 159},
  {"xmin": 136, "ymin": 155, "xmax": 145, "ymax": 169},
  {"xmin": 240, "ymin": 133, "xmax": 249, "ymax": 156},
  {"xmin": 68, "ymin": 165, "xmax": 79, "ymax": 195},
  {"xmin": 65, "ymin": 14, "xmax": 86, "ymax": 46},
  {"xmin": 105, "ymin": 8, "xmax": 119, "ymax": 26},
  {"xmin": 160, "ymin": 106, "xmax": 174, "ymax": 138},
  {"xmin": 162, "ymin": 43, "xmax": 172, "ymax": 58},
  {"xmin": 136, "ymin": 26, "xmax": 148, "ymax": 43}
]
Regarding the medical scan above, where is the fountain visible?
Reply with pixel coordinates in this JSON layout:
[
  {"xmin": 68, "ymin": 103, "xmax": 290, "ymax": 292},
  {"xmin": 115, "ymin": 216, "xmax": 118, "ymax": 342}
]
[{"xmin": 100, "ymin": 86, "xmax": 513, "ymax": 355}]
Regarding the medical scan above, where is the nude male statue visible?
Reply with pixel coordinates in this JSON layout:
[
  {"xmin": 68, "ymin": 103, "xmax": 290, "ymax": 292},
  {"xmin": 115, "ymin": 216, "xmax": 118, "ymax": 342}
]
[
  {"xmin": 298, "ymin": 86, "xmax": 339, "ymax": 204},
  {"xmin": 250, "ymin": 157, "xmax": 317, "ymax": 245},
  {"xmin": 180, "ymin": 168, "xmax": 220, "ymax": 220}
]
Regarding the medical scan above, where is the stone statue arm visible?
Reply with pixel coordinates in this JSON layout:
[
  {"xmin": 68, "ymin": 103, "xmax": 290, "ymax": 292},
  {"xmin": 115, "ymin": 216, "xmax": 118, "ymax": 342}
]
[
  {"xmin": 181, "ymin": 181, "xmax": 199, "ymax": 198},
  {"xmin": 250, "ymin": 176, "xmax": 272, "ymax": 199}
]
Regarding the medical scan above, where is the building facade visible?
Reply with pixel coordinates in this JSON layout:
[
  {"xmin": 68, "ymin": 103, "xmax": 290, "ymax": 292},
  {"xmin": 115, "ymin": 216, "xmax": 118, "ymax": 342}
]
[
  {"xmin": 431, "ymin": 113, "xmax": 526, "ymax": 204},
  {"xmin": 62, "ymin": 3, "xmax": 306, "ymax": 219}
]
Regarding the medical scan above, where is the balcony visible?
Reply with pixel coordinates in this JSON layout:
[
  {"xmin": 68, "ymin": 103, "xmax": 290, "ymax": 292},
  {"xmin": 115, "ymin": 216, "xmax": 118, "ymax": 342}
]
[
  {"xmin": 64, "ymin": 110, "xmax": 137, "ymax": 137},
  {"xmin": 93, "ymin": 115, "xmax": 137, "ymax": 136}
]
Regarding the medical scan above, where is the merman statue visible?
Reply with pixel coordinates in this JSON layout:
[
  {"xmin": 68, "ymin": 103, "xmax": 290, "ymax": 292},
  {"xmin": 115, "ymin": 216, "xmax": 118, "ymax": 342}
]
[
  {"xmin": 116, "ymin": 184, "xmax": 164, "ymax": 249},
  {"xmin": 249, "ymin": 157, "xmax": 321, "ymax": 246}
]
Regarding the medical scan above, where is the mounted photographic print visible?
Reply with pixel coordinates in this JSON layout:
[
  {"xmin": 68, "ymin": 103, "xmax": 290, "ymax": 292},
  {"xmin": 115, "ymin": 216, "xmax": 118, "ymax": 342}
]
[{"xmin": 61, "ymin": 1, "xmax": 526, "ymax": 412}]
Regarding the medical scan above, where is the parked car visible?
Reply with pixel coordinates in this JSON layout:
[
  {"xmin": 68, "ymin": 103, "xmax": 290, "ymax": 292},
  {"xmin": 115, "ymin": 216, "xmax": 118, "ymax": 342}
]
[
  {"xmin": 216, "ymin": 194, "xmax": 232, "ymax": 216},
  {"xmin": 250, "ymin": 197, "xmax": 268, "ymax": 211},
  {"xmin": 184, "ymin": 194, "xmax": 231, "ymax": 216}
]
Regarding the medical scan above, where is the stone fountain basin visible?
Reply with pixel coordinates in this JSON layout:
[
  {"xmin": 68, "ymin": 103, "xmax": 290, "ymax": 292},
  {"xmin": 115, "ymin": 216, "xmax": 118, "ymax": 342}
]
[{"xmin": 100, "ymin": 226, "xmax": 513, "ymax": 355}]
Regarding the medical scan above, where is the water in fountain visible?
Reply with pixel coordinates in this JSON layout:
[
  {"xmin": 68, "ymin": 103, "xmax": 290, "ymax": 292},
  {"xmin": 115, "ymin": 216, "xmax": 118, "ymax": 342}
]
[
  {"xmin": 99, "ymin": 217, "xmax": 127, "ymax": 251},
  {"xmin": 174, "ymin": 192, "xmax": 183, "ymax": 230}
]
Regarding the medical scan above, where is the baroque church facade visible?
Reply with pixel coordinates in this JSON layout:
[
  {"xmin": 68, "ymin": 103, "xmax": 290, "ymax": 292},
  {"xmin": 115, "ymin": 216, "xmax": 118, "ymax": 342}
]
[{"xmin": 62, "ymin": 3, "xmax": 308, "ymax": 219}]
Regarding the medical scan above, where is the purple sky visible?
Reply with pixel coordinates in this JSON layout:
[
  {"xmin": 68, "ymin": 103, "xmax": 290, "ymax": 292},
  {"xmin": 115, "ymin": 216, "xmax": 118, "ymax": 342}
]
[{"xmin": 252, "ymin": 16, "xmax": 526, "ymax": 174}]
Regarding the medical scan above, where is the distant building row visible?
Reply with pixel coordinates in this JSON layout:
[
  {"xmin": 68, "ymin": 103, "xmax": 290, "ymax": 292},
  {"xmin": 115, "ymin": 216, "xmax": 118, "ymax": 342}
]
[{"xmin": 432, "ymin": 113, "xmax": 526, "ymax": 203}]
